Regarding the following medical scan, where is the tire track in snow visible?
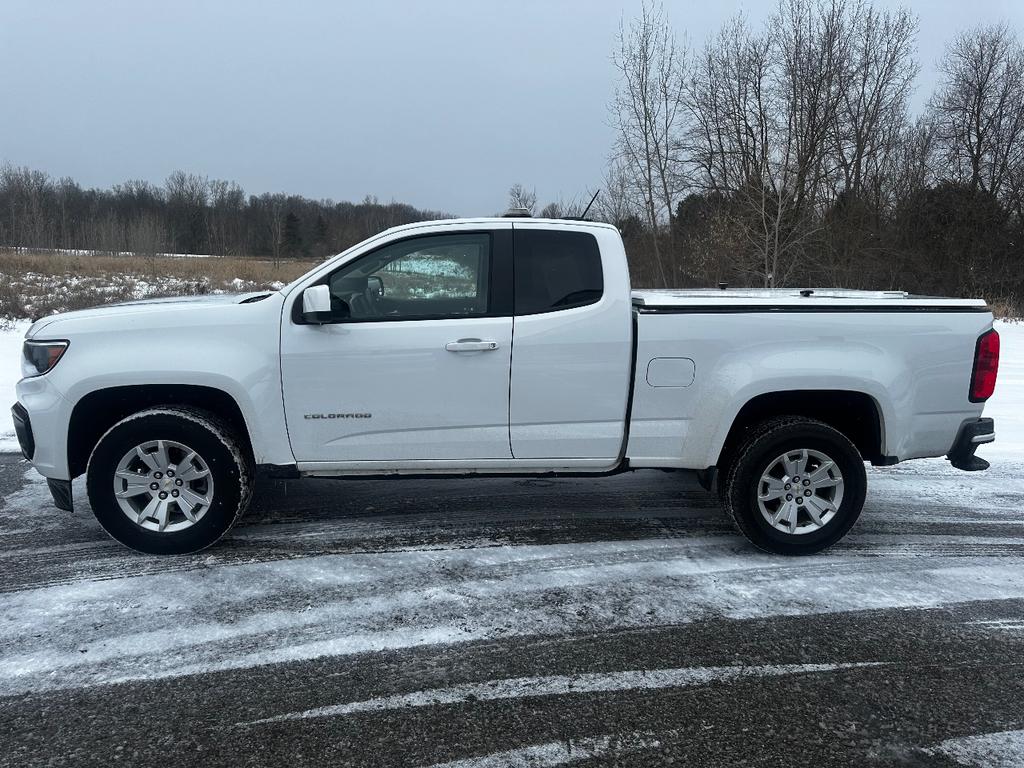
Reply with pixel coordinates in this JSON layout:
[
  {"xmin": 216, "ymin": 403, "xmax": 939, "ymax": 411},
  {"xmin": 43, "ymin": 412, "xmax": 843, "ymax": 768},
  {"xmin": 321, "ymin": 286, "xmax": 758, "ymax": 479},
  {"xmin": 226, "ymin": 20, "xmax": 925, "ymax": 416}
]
[
  {"xmin": 243, "ymin": 662, "xmax": 883, "ymax": 725},
  {"xmin": 421, "ymin": 731, "xmax": 667, "ymax": 768}
]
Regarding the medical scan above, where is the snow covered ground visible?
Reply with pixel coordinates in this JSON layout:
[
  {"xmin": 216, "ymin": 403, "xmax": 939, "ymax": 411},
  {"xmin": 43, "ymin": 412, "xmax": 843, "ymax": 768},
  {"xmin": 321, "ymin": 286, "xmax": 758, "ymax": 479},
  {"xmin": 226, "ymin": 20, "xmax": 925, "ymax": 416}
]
[{"xmin": 0, "ymin": 319, "xmax": 30, "ymax": 452}]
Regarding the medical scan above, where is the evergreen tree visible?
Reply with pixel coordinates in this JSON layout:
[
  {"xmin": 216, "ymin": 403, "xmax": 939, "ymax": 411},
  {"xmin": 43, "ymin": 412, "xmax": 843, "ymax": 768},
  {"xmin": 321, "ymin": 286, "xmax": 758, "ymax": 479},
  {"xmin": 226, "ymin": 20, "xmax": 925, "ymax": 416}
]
[
  {"xmin": 282, "ymin": 211, "xmax": 302, "ymax": 257},
  {"xmin": 313, "ymin": 214, "xmax": 329, "ymax": 256}
]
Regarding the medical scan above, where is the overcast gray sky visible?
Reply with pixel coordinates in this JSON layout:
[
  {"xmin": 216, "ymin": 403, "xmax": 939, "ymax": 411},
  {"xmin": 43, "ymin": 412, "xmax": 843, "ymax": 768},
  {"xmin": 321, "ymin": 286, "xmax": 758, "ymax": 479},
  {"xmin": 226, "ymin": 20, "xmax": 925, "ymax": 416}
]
[{"xmin": 2, "ymin": 0, "xmax": 1022, "ymax": 215}]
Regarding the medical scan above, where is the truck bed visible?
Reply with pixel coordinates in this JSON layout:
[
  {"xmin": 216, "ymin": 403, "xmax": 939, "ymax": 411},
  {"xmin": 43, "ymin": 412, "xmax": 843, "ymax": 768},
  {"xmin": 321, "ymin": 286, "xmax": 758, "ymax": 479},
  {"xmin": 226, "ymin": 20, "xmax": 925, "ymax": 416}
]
[{"xmin": 627, "ymin": 290, "xmax": 993, "ymax": 471}]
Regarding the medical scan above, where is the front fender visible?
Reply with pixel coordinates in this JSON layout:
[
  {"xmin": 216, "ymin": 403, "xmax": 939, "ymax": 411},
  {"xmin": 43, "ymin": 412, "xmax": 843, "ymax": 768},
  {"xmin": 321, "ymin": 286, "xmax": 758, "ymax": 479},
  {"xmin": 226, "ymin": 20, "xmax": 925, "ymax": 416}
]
[{"xmin": 35, "ymin": 295, "xmax": 294, "ymax": 473}]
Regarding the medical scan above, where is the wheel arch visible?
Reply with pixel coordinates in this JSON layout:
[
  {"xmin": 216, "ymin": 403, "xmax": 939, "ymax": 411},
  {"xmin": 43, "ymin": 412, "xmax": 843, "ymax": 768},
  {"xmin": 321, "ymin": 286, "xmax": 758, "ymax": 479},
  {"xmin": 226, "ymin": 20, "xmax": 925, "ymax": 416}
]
[
  {"xmin": 67, "ymin": 384, "xmax": 254, "ymax": 479},
  {"xmin": 714, "ymin": 389, "xmax": 885, "ymax": 472}
]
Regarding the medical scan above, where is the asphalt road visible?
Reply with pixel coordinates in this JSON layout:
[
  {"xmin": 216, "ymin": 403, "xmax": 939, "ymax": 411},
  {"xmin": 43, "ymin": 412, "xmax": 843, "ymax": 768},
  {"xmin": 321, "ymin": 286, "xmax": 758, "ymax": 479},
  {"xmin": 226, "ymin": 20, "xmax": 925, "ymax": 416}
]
[{"xmin": 2, "ymin": 451, "xmax": 1023, "ymax": 768}]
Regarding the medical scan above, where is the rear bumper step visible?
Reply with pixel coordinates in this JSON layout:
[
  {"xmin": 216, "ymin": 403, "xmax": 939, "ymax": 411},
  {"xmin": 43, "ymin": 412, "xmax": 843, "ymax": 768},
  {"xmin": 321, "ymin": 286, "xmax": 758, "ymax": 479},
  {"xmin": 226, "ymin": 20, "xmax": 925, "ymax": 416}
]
[{"xmin": 948, "ymin": 417, "xmax": 995, "ymax": 471}]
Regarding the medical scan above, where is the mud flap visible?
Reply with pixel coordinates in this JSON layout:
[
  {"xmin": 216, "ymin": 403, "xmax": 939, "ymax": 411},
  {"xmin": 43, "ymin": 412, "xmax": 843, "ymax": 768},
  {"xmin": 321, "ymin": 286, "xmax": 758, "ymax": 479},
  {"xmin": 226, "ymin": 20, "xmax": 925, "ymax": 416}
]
[{"xmin": 47, "ymin": 478, "xmax": 74, "ymax": 512}]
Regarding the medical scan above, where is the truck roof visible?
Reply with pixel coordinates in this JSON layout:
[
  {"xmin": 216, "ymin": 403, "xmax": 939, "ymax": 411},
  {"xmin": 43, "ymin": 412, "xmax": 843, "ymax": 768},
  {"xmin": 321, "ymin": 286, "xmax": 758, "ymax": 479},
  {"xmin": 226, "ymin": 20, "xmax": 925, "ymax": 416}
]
[{"xmin": 380, "ymin": 217, "xmax": 619, "ymax": 236}]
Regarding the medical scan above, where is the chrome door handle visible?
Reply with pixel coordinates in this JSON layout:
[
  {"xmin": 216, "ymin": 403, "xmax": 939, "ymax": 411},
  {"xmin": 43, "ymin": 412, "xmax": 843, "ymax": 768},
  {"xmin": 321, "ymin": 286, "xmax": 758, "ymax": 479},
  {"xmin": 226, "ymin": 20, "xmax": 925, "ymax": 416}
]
[{"xmin": 445, "ymin": 339, "xmax": 499, "ymax": 352}]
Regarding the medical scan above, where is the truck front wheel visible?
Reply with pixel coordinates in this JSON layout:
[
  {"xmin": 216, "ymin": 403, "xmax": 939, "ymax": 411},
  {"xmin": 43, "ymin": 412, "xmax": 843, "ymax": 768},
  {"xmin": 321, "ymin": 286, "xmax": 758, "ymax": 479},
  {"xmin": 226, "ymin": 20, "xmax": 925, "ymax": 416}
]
[
  {"xmin": 86, "ymin": 407, "xmax": 253, "ymax": 554},
  {"xmin": 721, "ymin": 416, "xmax": 866, "ymax": 555}
]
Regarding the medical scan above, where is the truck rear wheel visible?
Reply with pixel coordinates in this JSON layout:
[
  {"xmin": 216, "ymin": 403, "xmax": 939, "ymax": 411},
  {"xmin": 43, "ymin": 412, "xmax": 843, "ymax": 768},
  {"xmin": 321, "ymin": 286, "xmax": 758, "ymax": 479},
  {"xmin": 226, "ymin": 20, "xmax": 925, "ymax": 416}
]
[
  {"xmin": 86, "ymin": 407, "xmax": 253, "ymax": 554},
  {"xmin": 721, "ymin": 416, "xmax": 866, "ymax": 555}
]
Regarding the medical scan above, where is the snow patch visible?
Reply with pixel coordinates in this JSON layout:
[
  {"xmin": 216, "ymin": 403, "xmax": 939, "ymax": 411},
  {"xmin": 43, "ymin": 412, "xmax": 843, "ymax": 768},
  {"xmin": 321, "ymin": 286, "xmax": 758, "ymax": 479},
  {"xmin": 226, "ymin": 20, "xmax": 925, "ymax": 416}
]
[
  {"xmin": 246, "ymin": 662, "xmax": 882, "ymax": 724},
  {"xmin": 423, "ymin": 730, "xmax": 666, "ymax": 768},
  {"xmin": 0, "ymin": 321, "xmax": 30, "ymax": 452},
  {"xmin": 926, "ymin": 729, "xmax": 1024, "ymax": 767},
  {"xmin": 983, "ymin": 320, "xmax": 1024, "ymax": 460}
]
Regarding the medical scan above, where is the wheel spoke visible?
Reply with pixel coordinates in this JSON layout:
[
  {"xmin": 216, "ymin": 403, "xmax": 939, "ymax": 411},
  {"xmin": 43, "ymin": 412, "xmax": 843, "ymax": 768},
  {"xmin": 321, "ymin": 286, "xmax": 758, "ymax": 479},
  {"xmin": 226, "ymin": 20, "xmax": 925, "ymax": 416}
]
[
  {"xmin": 178, "ymin": 465, "xmax": 210, "ymax": 482},
  {"xmin": 115, "ymin": 477, "xmax": 152, "ymax": 499},
  {"xmin": 136, "ymin": 446, "xmax": 159, "ymax": 472},
  {"xmin": 785, "ymin": 500, "xmax": 800, "ymax": 532},
  {"xmin": 136, "ymin": 496, "xmax": 160, "ymax": 524},
  {"xmin": 156, "ymin": 499, "xmax": 170, "ymax": 532},
  {"xmin": 769, "ymin": 501, "xmax": 789, "ymax": 527},
  {"xmin": 782, "ymin": 452, "xmax": 800, "ymax": 477},
  {"xmin": 154, "ymin": 440, "xmax": 170, "ymax": 472},
  {"xmin": 178, "ymin": 486, "xmax": 212, "ymax": 510},
  {"xmin": 759, "ymin": 477, "xmax": 785, "ymax": 501},
  {"xmin": 175, "ymin": 499, "xmax": 198, "ymax": 523},
  {"xmin": 808, "ymin": 461, "xmax": 835, "ymax": 483},
  {"xmin": 804, "ymin": 495, "xmax": 828, "ymax": 526},
  {"xmin": 809, "ymin": 496, "xmax": 836, "ymax": 524}
]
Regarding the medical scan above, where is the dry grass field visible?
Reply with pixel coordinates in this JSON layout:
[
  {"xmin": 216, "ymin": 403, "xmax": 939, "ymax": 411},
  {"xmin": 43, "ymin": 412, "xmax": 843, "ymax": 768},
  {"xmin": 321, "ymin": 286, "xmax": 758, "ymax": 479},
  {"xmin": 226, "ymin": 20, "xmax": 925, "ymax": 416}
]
[{"xmin": 0, "ymin": 251, "xmax": 317, "ymax": 322}]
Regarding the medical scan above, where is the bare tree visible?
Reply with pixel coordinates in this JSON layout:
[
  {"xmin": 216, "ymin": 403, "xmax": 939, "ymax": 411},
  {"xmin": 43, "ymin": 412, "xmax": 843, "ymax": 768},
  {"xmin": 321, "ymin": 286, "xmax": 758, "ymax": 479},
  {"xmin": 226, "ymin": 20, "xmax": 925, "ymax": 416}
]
[
  {"xmin": 831, "ymin": 3, "xmax": 918, "ymax": 201},
  {"xmin": 820, "ymin": 3, "xmax": 919, "ymax": 285},
  {"xmin": 595, "ymin": 158, "xmax": 640, "ymax": 228},
  {"xmin": 126, "ymin": 213, "xmax": 167, "ymax": 257},
  {"xmin": 267, "ymin": 195, "xmax": 286, "ymax": 268},
  {"xmin": 685, "ymin": 15, "xmax": 774, "ymax": 283},
  {"xmin": 164, "ymin": 171, "xmax": 209, "ymax": 254},
  {"xmin": 610, "ymin": 1, "xmax": 688, "ymax": 285},
  {"xmin": 207, "ymin": 179, "xmax": 245, "ymax": 256},
  {"xmin": 929, "ymin": 24, "xmax": 1024, "ymax": 201},
  {"xmin": 685, "ymin": 1, "xmax": 855, "ymax": 287},
  {"xmin": 507, "ymin": 183, "xmax": 537, "ymax": 214}
]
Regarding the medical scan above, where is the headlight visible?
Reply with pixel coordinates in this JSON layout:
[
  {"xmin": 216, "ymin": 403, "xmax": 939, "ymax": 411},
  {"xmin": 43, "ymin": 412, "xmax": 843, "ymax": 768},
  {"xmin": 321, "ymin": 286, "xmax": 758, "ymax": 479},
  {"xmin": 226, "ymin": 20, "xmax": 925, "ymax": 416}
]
[{"xmin": 21, "ymin": 340, "xmax": 69, "ymax": 378}]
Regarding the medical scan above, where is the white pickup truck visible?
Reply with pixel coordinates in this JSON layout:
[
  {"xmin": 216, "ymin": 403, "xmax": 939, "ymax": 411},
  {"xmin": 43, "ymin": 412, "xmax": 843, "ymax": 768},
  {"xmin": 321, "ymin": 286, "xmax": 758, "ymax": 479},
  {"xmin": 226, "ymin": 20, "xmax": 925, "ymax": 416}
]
[{"xmin": 12, "ymin": 217, "xmax": 999, "ymax": 555}]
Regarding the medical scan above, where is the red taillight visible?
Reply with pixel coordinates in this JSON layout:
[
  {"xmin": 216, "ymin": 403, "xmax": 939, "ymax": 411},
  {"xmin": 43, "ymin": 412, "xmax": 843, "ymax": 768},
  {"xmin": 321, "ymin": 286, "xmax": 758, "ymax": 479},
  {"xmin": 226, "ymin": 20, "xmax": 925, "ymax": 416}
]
[{"xmin": 970, "ymin": 329, "xmax": 1000, "ymax": 402}]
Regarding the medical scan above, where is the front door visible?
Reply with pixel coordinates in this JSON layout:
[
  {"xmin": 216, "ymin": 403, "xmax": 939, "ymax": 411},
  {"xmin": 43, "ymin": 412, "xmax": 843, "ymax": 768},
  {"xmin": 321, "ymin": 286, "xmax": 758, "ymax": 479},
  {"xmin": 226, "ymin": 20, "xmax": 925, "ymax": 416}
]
[{"xmin": 280, "ymin": 229, "xmax": 514, "ymax": 463}]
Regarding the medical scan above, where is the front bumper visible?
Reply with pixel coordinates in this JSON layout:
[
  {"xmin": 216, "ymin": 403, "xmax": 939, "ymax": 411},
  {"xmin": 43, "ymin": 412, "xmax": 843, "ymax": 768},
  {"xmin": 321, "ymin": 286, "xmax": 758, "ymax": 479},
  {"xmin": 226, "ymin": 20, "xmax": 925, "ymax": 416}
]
[
  {"xmin": 11, "ymin": 403, "xmax": 34, "ymax": 460},
  {"xmin": 948, "ymin": 417, "xmax": 995, "ymax": 471},
  {"xmin": 12, "ymin": 399, "xmax": 73, "ymax": 511},
  {"xmin": 14, "ymin": 373, "xmax": 71, "ymax": 481}
]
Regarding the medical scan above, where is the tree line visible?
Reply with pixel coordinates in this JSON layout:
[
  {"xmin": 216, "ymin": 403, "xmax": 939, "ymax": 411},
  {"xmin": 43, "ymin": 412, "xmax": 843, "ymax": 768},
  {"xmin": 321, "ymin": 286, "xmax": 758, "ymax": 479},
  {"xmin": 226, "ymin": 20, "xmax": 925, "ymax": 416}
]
[
  {"xmin": 0, "ymin": 166, "xmax": 450, "ymax": 264},
  {"xmin": 596, "ymin": 0, "xmax": 1023, "ymax": 310}
]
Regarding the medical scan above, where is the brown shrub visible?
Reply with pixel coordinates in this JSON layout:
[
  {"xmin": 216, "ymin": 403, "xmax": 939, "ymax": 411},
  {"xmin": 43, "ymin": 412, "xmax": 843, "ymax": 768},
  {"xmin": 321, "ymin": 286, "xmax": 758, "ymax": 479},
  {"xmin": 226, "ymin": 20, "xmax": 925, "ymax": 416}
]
[{"xmin": 0, "ymin": 252, "xmax": 317, "ymax": 320}]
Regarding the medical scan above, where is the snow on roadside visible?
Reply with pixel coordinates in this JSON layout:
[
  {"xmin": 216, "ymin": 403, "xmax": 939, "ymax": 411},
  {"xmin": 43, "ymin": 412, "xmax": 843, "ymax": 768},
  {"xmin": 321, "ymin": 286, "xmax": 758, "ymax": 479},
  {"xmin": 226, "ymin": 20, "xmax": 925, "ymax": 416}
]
[
  {"xmin": 0, "ymin": 320, "xmax": 30, "ymax": 453},
  {"xmin": 982, "ymin": 320, "xmax": 1023, "ymax": 460},
  {"xmin": 925, "ymin": 729, "xmax": 1024, "ymax": 768}
]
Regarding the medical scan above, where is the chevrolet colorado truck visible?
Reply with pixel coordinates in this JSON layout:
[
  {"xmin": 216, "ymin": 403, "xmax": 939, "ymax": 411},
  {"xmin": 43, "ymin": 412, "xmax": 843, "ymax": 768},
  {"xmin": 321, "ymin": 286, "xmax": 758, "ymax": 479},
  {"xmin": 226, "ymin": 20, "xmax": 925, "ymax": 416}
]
[{"xmin": 11, "ymin": 218, "xmax": 999, "ymax": 555}]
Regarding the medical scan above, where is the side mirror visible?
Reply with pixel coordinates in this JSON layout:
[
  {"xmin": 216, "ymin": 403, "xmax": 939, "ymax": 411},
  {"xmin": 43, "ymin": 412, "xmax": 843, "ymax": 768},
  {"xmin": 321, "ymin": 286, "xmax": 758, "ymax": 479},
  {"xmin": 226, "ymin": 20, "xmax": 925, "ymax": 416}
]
[
  {"xmin": 367, "ymin": 275, "xmax": 385, "ymax": 297},
  {"xmin": 302, "ymin": 285, "xmax": 334, "ymax": 324}
]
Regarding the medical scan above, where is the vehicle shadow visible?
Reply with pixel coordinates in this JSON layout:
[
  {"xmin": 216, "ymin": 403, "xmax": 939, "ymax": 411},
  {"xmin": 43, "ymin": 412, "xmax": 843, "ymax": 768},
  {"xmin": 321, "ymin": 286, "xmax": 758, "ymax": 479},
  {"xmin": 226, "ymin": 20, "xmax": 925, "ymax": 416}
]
[{"xmin": 231, "ymin": 470, "xmax": 735, "ymax": 552}]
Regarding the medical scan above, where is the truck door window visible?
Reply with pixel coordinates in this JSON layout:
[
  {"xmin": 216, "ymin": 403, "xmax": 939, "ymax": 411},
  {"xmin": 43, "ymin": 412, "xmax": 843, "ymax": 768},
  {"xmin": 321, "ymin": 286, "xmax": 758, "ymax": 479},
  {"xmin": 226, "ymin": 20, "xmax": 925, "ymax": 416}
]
[
  {"xmin": 514, "ymin": 230, "xmax": 603, "ymax": 315},
  {"xmin": 325, "ymin": 234, "xmax": 491, "ymax": 320}
]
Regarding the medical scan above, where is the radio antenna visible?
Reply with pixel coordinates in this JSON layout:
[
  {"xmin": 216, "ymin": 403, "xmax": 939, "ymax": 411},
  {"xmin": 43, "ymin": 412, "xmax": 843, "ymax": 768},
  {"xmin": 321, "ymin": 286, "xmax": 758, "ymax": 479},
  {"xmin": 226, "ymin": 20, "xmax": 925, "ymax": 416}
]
[{"xmin": 579, "ymin": 190, "xmax": 600, "ymax": 220}]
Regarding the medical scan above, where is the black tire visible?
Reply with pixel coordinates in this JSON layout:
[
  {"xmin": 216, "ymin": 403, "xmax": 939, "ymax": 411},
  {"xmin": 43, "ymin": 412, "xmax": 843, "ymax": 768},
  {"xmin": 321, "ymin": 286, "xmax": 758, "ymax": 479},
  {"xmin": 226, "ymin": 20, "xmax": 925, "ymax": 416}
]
[
  {"xmin": 721, "ymin": 416, "xmax": 866, "ymax": 555},
  {"xmin": 86, "ymin": 407, "xmax": 253, "ymax": 554}
]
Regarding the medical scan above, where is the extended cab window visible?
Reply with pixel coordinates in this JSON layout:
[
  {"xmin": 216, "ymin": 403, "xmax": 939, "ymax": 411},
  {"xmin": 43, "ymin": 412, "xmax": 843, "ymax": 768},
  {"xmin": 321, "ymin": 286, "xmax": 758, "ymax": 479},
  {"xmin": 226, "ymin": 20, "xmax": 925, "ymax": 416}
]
[
  {"xmin": 514, "ymin": 230, "xmax": 603, "ymax": 315},
  {"xmin": 325, "ymin": 234, "xmax": 491, "ymax": 320}
]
